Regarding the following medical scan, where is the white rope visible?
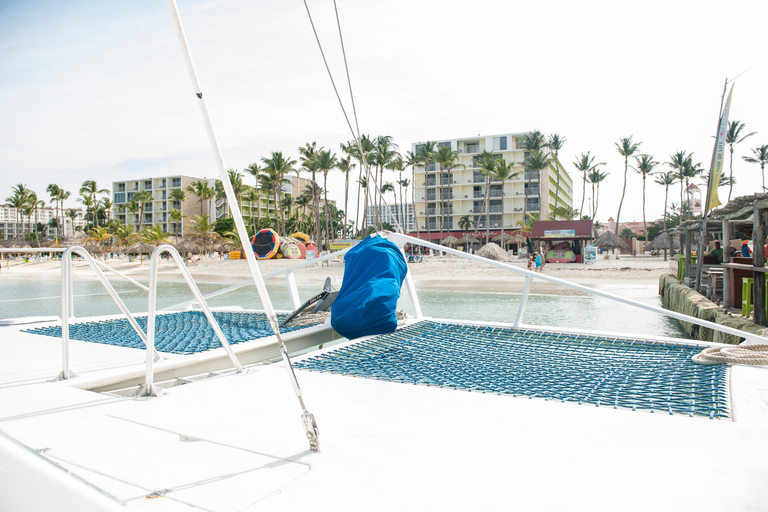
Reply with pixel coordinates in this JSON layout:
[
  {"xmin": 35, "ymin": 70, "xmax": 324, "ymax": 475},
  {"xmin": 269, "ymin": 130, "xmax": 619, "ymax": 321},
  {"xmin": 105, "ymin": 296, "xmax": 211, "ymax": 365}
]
[{"xmin": 692, "ymin": 344, "xmax": 768, "ymax": 365}]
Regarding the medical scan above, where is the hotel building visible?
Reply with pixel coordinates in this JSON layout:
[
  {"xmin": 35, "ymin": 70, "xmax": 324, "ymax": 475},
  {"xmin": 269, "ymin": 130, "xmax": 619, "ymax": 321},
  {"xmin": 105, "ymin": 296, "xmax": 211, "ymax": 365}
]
[
  {"xmin": 0, "ymin": 205, "xmax": 87, "ymax": 240},
  {"xmin": 366, "ymin": 203, "xmax": 415, "ymax": 232},
  {"xmin": 112, "ymin": 174, "xmax": 332, "ymax": 235},
  {"xmin": 412, "ymin": 132, "xmax": 573, "ymax": 241}
]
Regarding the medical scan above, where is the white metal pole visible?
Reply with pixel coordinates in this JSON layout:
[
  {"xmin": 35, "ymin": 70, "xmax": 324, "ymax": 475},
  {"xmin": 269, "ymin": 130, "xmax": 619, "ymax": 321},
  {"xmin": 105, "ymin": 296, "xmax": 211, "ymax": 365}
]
[{"xmin": 166, "ymin": 0, "xmax": 319, "ymax": 450}]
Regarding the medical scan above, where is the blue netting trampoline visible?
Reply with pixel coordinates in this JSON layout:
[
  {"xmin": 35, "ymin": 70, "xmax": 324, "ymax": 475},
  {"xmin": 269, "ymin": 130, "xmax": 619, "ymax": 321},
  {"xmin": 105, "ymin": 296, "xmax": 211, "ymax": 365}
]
[
  {"xmin": 25, "ymin": 311, "xmax": 318, "ymax": 355},
  {"xmin": 296, "ymin": 321, "xmax": 730, "ymax": 419}
]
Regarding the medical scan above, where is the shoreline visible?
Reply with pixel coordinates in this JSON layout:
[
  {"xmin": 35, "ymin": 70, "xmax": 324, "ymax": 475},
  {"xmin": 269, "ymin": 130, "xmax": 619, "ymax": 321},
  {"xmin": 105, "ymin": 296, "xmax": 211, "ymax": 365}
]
[{"xmin": 1, "ymin": 255, "xmax": 675, "ymax": 295}]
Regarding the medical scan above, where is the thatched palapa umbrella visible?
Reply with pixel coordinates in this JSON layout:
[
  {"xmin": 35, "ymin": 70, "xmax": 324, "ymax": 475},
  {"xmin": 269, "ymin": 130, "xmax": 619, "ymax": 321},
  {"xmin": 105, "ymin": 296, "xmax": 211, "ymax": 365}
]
[
  {"xmin": 457, "ymin": 235, "xmax": 480, "ymax": 251},
  {"xmin": 441, "ymin": 236, "xmax": 458, "ymax": 247},
  {"xmin": 594, "ymin": 230, "xmax": 630, "ymax": 256},
  {"xmin": 126, "ymin": 241, "xmax": 154, "ymax": 263},
  {"xmin": 175, "ymin": 238, "xmax": 201, "ymax": 255},
  {"xmin": 646, "ymin": 232, "xmax": 679, "ymax": 261},
  {"xmin": 62, "ymin": 231, "xmax": 88, "ymax": 247}
]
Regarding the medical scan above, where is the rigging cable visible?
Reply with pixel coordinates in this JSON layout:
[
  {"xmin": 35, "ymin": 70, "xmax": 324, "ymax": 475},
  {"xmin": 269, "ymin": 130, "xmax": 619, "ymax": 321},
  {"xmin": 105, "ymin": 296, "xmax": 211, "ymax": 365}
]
[{"xmin": 302, "ymin": 1, "xmax": 405, "ymax": 234}]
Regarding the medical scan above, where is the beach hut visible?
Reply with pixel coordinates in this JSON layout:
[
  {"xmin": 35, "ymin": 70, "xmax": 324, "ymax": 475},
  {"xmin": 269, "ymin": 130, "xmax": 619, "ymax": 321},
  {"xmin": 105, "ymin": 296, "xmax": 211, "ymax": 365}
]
[{"xmin": 441, "ymin": 236, "xmax": 458, "ymax": 247}]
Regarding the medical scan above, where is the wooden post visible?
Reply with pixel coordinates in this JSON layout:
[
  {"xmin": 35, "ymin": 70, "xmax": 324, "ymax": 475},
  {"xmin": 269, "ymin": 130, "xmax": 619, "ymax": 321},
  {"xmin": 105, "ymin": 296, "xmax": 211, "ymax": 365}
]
[
  {"xmin": 684, "ymin": 230, "xmax": 692, "ymax": 285},
  {"xmin": 722, "ymin": 217, "xmax": 731, "ymax": 309},
  {"xmin": 753, "ymin": 207, "xmax": 767, "ymax": 326}
]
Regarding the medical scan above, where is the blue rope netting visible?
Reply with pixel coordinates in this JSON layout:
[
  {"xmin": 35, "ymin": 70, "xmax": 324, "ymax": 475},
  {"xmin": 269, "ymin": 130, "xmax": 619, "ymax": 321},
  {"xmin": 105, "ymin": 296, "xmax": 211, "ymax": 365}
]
[
  {"xmin": 296, "ymin": 320, "xmax": 730, "ymax": 419},
  {"xmin": 25, "ymin": 311, "xmax": 317, "ymax": 355}
]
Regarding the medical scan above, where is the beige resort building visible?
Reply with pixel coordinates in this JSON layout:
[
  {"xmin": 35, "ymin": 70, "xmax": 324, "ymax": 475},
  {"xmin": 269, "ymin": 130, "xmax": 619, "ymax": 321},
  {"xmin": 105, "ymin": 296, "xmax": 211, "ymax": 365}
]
[{"xmin": 412, "ymin": 132, "xmax": 573, "ymax": 242}]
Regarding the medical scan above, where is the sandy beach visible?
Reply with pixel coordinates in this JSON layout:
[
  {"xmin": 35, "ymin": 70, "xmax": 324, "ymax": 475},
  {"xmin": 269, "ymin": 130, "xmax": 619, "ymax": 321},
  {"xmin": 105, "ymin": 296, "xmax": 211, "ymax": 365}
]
[{"xmin": 0, "ymin": 253, "xmax": 675, "ymax": 296}]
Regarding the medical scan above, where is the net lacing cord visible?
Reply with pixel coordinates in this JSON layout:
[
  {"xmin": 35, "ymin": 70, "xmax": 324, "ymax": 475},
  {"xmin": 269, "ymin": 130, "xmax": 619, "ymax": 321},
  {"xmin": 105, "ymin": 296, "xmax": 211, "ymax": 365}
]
[
  {"xmin": 692, "ymin": 344, "xmax": 768, "ymax": 365},
  {"xmin": 302, "ymin": 0, "xmax": 404, "ymax": 235}
]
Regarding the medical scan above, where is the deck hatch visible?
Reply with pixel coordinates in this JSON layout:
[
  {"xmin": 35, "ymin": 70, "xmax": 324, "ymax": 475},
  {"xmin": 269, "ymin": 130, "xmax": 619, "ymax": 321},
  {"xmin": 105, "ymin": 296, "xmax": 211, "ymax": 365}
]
[{"xmin": 296, "ymin": 321, "xmax": 730, "ymax": 419}]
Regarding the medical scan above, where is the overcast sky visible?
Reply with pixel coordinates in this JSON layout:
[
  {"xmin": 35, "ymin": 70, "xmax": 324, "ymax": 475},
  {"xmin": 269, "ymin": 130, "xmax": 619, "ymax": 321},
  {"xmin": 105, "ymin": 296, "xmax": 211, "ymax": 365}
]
[{"xmin": 1, "ymin": 0, "xmax": 766, "ymax": 228}]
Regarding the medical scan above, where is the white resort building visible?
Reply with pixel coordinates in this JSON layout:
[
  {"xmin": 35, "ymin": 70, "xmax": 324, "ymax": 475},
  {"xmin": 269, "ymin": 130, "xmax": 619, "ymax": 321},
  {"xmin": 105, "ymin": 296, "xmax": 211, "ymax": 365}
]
[
  {"xmin": 366, "ymin": 203, "xmax": 415, "ymax": 232},
  {"xmin": 412, "ymin": 132, "xmax": 574, "ymax": 242},
  {"xmin": 0, "ymin": 205, "xmax": 86, "ymax": 240}
]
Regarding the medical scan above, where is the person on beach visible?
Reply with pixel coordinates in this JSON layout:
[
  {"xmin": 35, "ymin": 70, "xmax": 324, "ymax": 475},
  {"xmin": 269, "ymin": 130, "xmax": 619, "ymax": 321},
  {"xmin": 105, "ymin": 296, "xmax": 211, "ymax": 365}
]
[
  {"xmin": 527, "ymin": 253, "xmax": 534, "ymax": 271},
  {"xmin": 741, "ymin": 240, "xmax": 752, "ymax": 257},
  {"xmin": 535, "ymin": 252, "xmax": 543, "ymax": 272},
  {"xmin": 710, "ymin": 241, "xmax": 723, "ymax": 264}
]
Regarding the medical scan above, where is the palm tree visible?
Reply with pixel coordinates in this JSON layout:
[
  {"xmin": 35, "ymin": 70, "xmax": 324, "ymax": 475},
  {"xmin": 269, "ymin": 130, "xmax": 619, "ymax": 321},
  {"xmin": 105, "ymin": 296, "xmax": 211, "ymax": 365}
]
[
  {"xmin": 614, "ymin": 136, "xmax": 642, "ymax": 234},
  {"xmin": 79, "ymin": 180, "xmax": 109, "ymax": 227},
  {"xmin": 6, "ymin": 183, "xmax": 30, "ymax": 240},
  {"xmin": 743, "ymin": 143, "xmax": 768, "ymax": 191},
  {"xmin": 550, "ymin": 206, "xmax": 579, "ymax": 220},
  {"xmin": 523, "ymin": 149, "xmax": 551, "ymax": 219},
  {"xmin": 633, "ymin": 154, "xmax": 658, "ymax": 240},
  {"xmin": 132, "ymin": 189, "xmax": 153, "ymax": 234},
  {"xmin": 346, "ymin": 135, "xmax": 375, "ymax": 234},
  {"xmin": 433, "ymin": 145, "xmax": 461, "ymax": 240},
  {"xmin": 168, "ymin": 188, "xmax": 187, "ymax": 237},
  {"xmin": 588, "ymin": 168, "xmax": 609, "ymax": 236},
  {"xmin": 46, "ymin": 184, "xmax": 62, "ymax": 240},
  {"xmin": 185, "ymin": 214, "xmax": 220, "ymax": 254},
  {"xmin": 168, "ymin": 209, "xmax": 183, "ymax": 243},
  {"xmin": 372, "ymin": 135, "xmax": 398, "ymax": 230},
  {"xmin": 725, "ymin": 120, "xmax": 756, "ymax": 201},
  {"xmin": 113, "ymin": 223, "xmax": 138, "ymax": 248},
  {"xmin": 85, "ymin": 226, "xmax": 113, "ymax": 257},
  {"xmin": 380, "ymin": 182, "xmax": 396, "ymax": 231},
  {"xmin": 476, "ymin": 150, "xmax": 498, "ymax": 242},
  {"xmin": 654, "ymin": 171, "xmax": 676, "ymax": 232},
  {"xmin": 405, "ymin": 150, "xmax": 418, "ymax": 233},
  {"xmin": 186, "ymin": 180, "xmax": 215, "ymax": 218},
  {"xmin": 385, "ymin": 154, "xmax": 406, "ymax": 232},
  {"xmin": 415, "ymin": 141, "xmax": 437, "ymax": 239},
  {"xmin": 58, "ymin": 188, "xmax": 71, "ymax": 238},
  {"xmin": 338, "ymin": 144, "xmax": 356, "ymax": 239},
  {"xmin": 397, "ymin": 177, "xmax": 410, "ymax": 231},
  {"xmin": 666, "ymin": 150, "xmax": 689, "ymax": 218},
  {"xmin": 458, "ymin": 214, "xmax": 474, "ymax": 232},
  {"xmin": 315, "ymin": 149, "xmax": 338, "ymax": 248},
  {"xmin": 242, "ymin": 188, "xmax": 261, "ymax": 235},
  {"xmin": 547, "ymin": 133, "xmax": 566, "ymax": 209},
  {"xmin": 261, "ymin": 151, "xmax": 296, "ymax": 237},
  {"xmin": 493, "ymin": 158, "xmax": 522, "ymax": 251},
  {"xmin": 226, "ymin": 169, "xmax": 246, "ymax": 217},
  {"xmin": 516, "ymin": 212, "xmax": 540, "ymax": 234},
  {"xmin": 680, "ymin": 156, "xmax": 704, "ymax": 217},
  {"xmin": 573, "ymin": 152, "xmax": 602, "ymax": 220},
  {"xmin": 298, "ymin": 142, "xmax": 321, "ymax": 242},
  {"xmin": 65, "ymin": 209, "xmax": 80, "ymax": 234},
  {"xmin": 21, "ymin": 198, "xmax": 36, "ymax": 245},
  {"xmin": 140, "ymin": 225, "xmax": 171, "ymax": 246},
  {"xmin": 99, "ymin": 197, "xmax": 112, "ymax": 225}
]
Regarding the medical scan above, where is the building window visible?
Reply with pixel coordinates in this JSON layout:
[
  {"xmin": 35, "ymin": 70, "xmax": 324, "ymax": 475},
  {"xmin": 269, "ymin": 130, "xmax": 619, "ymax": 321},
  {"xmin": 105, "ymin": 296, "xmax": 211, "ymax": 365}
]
[
  {"xmin": 144, "ymin": 180, "xmax": 152, "ymax": 190},
  {"xmin": 117, "ymin": 183, "xmax": 126, "ymax": 192},
  {"xmin": 526, "ymin": 198, "xmax": 540, "ymax": 211},
  {"xmin": 144, "ymin": 213, "xmax": 153, "ymax": 223},
  {"xmin": 494, "ymin": 136, "xmax": 507, "ymax": 151},
  {"xmin": 172, "ymin": 178, "xmax": 181, "ymax": 188},
  {"xmin": 465, "ymin": 142, "xmax": 479, "ymax": 154},
  {"xmin": 438, "ymin": 141, "xmax": 451, "ymax": 149},
  {"xmin": 114, "ymin": 193, "xmax": 126, "ymax": 204}
]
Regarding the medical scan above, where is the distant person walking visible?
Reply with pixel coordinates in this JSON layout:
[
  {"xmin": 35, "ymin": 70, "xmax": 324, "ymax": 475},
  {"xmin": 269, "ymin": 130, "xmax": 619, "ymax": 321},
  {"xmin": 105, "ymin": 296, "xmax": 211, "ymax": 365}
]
[{"xmin": 535, "ymin": 252, "xmax": 544, "ymax": 272}]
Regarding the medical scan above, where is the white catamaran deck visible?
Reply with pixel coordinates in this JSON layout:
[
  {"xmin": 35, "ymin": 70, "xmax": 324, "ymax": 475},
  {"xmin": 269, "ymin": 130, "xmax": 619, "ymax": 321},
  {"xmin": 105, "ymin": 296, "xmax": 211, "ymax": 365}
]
[{"xmin": 2, "ymin": 316, "xmax": 768, "ymax": 511}]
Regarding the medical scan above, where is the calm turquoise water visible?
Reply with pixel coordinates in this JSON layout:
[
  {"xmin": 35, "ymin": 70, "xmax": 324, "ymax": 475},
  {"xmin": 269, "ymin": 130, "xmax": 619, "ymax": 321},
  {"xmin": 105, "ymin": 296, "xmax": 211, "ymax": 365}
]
[{"xmin": 0, "ymin": 278, "xmax": 686, "ymax": 339}]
